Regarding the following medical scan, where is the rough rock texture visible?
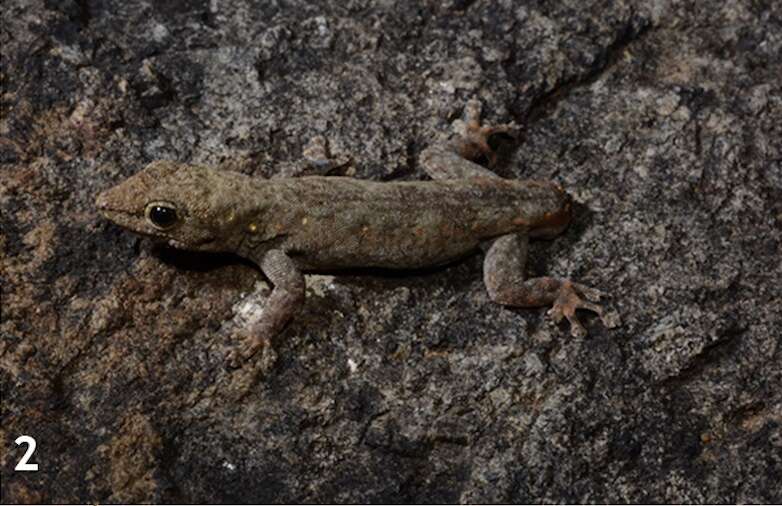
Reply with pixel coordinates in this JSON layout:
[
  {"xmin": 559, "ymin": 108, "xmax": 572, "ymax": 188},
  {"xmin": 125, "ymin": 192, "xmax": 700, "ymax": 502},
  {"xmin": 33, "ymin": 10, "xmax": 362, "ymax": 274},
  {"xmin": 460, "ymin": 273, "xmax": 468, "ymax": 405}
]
[{"xmin": 2, "ymin": 0, "xmax": 780, "ymax": 503}]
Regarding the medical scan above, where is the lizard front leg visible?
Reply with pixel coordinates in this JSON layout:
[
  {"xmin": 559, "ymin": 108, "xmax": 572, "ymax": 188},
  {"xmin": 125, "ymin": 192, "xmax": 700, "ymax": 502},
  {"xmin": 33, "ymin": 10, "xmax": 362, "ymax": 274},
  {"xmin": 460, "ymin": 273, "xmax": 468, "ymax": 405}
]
[
  {"xmin": 483, "ymin": 233, "xmax": 619, "ymax": 337},
  {"xmin": 226, "ymin": 249, "xmax": 305, "ymax": 368}
]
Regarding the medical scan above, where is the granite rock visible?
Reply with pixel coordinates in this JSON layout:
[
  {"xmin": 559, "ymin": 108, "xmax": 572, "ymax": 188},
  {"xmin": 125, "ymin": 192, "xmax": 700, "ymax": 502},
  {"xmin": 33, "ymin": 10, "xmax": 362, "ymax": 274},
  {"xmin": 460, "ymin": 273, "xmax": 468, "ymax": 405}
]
[{"xmin": 2, "ymin": 0, "xmax": 780, "ymax": 502}]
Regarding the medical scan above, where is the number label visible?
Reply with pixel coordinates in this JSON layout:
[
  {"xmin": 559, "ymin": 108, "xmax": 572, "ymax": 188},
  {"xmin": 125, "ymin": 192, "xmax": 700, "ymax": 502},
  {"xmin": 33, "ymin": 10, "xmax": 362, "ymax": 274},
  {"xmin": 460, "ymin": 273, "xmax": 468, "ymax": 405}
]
[{"xmin": 14, "ymin": 435, "xmax": 38, "ymax": 471}]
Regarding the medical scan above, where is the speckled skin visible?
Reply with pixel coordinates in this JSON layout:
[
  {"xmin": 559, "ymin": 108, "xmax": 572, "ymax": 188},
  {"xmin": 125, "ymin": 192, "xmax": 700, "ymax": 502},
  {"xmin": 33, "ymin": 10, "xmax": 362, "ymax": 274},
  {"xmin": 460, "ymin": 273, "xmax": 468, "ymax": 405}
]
[
  {"xmin": 96, "ymin": 165, "xmax": 571, "ymax": 269},
  {"xmin": 96, "ymin": 101, "xmax": 618, "ymax": 367}
]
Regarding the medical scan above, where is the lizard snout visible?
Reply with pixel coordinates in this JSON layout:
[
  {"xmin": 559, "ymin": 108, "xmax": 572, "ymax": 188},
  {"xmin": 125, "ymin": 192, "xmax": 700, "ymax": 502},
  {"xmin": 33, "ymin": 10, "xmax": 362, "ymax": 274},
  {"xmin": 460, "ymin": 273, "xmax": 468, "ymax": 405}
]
[
  {"xmin": 94, "ymin": 188, "xmax": 124, "ymax": 218},
  {"xmin": 95, "ymin": 190, "xmax": 110, "ymax": 211},
  {"xmin": 95, "ymin": 184, "xmax": 132, "ymax": 215}
]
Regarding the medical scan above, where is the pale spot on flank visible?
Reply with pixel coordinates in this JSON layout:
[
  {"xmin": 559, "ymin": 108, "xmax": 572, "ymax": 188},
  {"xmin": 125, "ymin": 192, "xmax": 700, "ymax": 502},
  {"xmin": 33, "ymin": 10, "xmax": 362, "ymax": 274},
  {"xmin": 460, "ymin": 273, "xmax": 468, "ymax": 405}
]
[
  {"xmin": 248, "ymin": 223, "xmax": 258, "ymax": 233},
  {"xmin": 301, "ymin": 217, "xmax": 309, "ymax": 225}
]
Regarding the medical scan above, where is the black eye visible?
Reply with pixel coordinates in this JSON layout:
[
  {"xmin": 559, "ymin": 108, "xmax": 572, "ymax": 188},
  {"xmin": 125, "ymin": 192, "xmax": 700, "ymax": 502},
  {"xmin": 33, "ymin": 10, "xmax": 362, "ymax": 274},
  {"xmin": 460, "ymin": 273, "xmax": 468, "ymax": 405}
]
[{"xmin": 145, "ymin": 203, "xmax": 178, "ymax": 229}]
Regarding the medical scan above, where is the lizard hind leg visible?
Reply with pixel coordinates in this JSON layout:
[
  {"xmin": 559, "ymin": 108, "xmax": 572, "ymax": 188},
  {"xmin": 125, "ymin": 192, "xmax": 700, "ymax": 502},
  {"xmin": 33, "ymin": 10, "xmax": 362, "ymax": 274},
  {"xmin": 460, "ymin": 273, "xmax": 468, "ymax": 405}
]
[
  {"xmin": 420, "ymin": 99, "xmax": 518, "ymax": 180},
  {"xmin": 483, "ymin": 233, "xmax": 620, "ymax": 337}
]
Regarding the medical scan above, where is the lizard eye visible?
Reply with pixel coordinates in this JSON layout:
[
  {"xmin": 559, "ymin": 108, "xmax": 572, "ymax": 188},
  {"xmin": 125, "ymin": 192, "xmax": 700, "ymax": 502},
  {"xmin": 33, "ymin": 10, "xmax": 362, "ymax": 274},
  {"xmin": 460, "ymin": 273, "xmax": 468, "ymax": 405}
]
[{"xmin": 145, "ymin": 202, "xmax": 179, "ymax": 230}]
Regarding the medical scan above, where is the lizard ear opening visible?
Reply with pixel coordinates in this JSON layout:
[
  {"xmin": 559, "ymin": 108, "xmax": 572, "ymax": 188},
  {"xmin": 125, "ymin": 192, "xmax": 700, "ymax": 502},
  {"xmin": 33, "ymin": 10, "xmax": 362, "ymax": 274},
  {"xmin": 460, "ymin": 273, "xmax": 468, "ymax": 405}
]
[{"xmin": 145, "ymin": 201, "xmax": 179, "ymax": 230}]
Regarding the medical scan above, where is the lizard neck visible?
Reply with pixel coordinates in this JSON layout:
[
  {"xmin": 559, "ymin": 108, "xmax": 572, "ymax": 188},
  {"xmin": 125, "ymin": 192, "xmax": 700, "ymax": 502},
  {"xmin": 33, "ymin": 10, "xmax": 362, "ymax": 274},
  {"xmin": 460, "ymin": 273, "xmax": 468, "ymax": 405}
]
[{"xmin": 227, "ymin": 178, "xmax": 302, "ymax": 260}]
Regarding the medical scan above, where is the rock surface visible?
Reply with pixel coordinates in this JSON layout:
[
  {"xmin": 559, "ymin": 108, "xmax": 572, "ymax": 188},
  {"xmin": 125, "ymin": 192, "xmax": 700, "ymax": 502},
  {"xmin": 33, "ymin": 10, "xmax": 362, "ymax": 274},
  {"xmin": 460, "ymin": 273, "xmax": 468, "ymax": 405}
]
[{"xmin": 2, "ymin": 0, "xmax": 780, "ymax": 503}]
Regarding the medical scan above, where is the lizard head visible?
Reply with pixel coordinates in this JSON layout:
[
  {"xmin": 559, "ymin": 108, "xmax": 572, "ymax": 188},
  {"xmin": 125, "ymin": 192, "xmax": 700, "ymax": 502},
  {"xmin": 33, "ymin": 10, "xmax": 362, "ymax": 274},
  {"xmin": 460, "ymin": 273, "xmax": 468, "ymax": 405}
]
[{"xmin": 96, "ymin": 161, "xmax": 238, "ymax": 252}]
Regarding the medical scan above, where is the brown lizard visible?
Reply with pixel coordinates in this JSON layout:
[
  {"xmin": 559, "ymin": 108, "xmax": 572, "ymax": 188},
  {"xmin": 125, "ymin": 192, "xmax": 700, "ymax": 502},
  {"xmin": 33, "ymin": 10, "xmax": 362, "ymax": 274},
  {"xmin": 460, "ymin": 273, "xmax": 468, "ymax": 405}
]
[{"xmin": 95, "ymin": 100, "xmax": 619, "ymax": 367}]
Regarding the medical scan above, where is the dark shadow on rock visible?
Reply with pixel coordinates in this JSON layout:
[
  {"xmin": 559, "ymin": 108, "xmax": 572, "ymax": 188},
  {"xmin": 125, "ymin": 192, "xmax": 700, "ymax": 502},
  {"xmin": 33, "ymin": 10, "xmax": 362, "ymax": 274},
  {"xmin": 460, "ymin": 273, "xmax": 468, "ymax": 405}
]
[{"xmin": 150, "ymin": 244, "xmax": 258, "ymax": 274}]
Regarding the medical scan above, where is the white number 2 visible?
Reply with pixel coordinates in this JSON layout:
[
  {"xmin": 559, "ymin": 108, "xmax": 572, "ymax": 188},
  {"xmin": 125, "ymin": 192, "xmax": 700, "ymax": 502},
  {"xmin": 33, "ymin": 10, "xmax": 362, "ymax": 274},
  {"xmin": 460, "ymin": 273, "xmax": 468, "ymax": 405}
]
[{"xmin": 14, "ymin": 435, "xmax": 38, "ymax": 471}]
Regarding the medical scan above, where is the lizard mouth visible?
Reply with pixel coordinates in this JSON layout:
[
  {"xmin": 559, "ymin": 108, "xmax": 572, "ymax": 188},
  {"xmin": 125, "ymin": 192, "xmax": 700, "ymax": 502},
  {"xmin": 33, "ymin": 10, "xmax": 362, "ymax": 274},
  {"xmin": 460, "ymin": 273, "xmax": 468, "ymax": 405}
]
[
  {"xmin": 96, "ymin": 205, "xmax": 141, "ymax": 227},
  {"xmin": 95, "ymin": 193, "xmax": 138, "ymax": 223},
  {"xmin": 167, "ymin": 235, "xmax": 218, "ymax": 250},
  {"xmin": 97, "ymin": 200, "xmax": 218, "ymax": 250},
  {"xmin": 96, "ymin": 202, "xmax": 169, "ymax": 240}
]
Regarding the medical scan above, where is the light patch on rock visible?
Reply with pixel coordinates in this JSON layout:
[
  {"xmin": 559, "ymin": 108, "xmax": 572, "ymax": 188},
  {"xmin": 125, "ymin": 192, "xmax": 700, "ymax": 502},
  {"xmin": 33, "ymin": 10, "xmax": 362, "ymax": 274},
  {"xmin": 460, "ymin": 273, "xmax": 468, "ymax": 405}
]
[
  {"xmin": 151, "ymin": 23, "xmax": 169, "ymax": 42},
  {"xmin": 307, "ymin": 275, "xmax": 337, "ymax": 297}
]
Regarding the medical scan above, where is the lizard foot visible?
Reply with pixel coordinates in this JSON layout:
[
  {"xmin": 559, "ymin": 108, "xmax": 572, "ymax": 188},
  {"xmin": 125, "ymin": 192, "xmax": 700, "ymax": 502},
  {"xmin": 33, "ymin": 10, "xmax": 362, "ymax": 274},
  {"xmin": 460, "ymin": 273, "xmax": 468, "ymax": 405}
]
[
  {"xmin": 547, "ymin": 280, "xmax": 620, "ymax": 337},
  {"xmin": 225, "ymin": 334, "xmax": 278, "ymax": 370},
  {"xmin": 457, "ymin": 99, "xmax": 518, "ymax": 167},
  {"xmin": 302, "ymin": 135, "xmax": 351, "ymax": 174}
]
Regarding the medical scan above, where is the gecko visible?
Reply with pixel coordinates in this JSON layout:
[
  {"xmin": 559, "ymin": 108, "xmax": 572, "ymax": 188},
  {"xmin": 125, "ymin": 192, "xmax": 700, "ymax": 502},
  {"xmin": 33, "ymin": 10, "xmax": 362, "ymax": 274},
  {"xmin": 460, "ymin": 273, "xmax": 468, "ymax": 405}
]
[{"xmin": 95, "ymin": 100, "xmax": 619, "ymax": 367}]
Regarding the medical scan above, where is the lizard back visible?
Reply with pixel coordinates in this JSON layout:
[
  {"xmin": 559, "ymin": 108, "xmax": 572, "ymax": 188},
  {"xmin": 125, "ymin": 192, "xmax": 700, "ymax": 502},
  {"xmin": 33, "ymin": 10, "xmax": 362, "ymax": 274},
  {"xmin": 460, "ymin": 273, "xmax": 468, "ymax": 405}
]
[{"xmin": 234, "ymin": 175, "xmax": 570, "ymax": 270}]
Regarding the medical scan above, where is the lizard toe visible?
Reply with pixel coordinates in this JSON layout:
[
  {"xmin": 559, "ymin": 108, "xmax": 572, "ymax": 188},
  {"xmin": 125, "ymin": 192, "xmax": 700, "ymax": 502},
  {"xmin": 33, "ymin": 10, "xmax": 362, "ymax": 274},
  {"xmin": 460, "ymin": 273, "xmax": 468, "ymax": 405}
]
[
  {"xmin": 224, "ymin": 349, "xmax": 245, "ymax": 370},
  {"xmin": 567, "ymin": 317, "xmax": 588, "ymax": 338},
  {"xmin": 601, "ymin": 310, "xmax": 621, "ymax": 329},
  {"xmin": 574, "ymin": 283, "xmax": 604, "ymax": 302},
  {"xmin": 547, "ymin": 305, "xmax": 565, "ymax": 324}
]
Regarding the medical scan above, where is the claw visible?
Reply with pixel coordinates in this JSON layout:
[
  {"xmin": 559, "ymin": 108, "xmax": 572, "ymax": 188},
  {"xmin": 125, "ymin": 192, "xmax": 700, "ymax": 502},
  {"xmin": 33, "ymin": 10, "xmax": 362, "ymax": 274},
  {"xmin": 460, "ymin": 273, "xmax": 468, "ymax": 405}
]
[{"xmin": 225, "ymin": 347, "xmax": 248, "ymax": 370}]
